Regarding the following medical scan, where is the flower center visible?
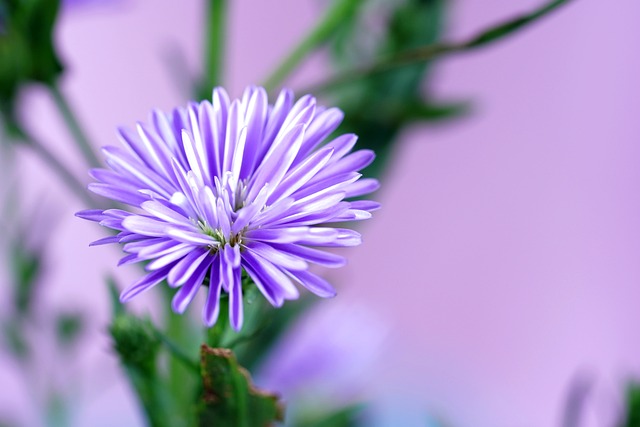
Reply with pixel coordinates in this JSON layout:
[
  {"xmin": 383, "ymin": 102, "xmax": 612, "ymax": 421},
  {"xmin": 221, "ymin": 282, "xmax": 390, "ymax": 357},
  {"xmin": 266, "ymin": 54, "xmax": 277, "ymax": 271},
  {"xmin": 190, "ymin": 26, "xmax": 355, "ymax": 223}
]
[{"xmin": 198, "ymin": 220, "xmax": 244, "ymax": 253}]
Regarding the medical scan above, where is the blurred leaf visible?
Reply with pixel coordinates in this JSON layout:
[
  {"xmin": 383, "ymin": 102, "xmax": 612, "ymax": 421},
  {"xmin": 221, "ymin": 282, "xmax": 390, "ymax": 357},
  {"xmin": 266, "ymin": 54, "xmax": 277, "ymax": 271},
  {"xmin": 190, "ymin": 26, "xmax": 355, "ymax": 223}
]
[
  {"xmin": 110, "ymin": 313, "xmax": 176, "ymax": 427},
  {"xmin": 262, "ymin": 0, "xmax": 366, "ymax": 92},
  {"xmin": 199, "ymin": 345, "xmax": 284, "ymax": 427},
  {"xmin": 322, "ymin": 0, "xmax": 573, "ymax": 179},
  {"xmin": 110, "ymin": 314, "xmax": 161, "ymax": 377},
  {"xmin": 296, "ymin": 403, "xmax": 365, "ymax": 427},
  {"xmin": 328, "ymin": 0, "xmax": 449, "ymax": 179},
  {"xmin": 106, "ymin": 275, "xmax": 125, "ymax": 318},
  {"xmin": 620, "ymin": 383, "xmax": 640, "ymax": 427},
  {"xmin": 45, "ymin": 392, "xmax": 68, "ymax": 427},
  {"xmin": 465, "ymin": 0, "xmax": 570, "ymax": 49},
  {"xmin": 398, "ymin": 100, "xmax": 470, "ymax": 122},
  {"xmin": 9, "ymin": 239, "xmax": 42, "ymax": 317},
  {"xmin": 0, "ymin": 0, "xmax": 64, "ymax": 131},
  {"xmin": 55, "ymin": 312, "xmax": 84, "ymax": 348},
  {"xmin": 2, "ymin": 319, "xmax": 28, "ymax": 358}
]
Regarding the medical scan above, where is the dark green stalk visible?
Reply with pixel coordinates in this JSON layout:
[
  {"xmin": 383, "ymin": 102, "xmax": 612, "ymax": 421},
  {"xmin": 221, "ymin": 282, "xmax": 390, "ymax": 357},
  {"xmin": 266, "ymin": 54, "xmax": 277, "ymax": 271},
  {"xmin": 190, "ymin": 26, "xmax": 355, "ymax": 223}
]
[
  {"xmin": 206, "ymin": 296, "xmax": 230, "ymax": 348},
  {"xmin": 202, "ymin": 0, "xmax": 227, "ymax": 96},
  {"xmin": 305, "ymin": 0, "xmax": 573, "ymax": 94},
  {"xmin": 262, "ymin": 0, "xmax": 364, "ymax": 93},
  {"xmin": 49, "ymin": 84, "xmax": 101, "ymax": 168}
]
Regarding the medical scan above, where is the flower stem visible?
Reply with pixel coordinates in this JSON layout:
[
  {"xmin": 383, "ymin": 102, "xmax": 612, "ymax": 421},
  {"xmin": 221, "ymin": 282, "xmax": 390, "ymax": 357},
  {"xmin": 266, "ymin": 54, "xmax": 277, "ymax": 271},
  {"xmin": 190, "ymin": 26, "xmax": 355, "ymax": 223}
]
[
  {"xmin": 262, "ymin": 0, "xmax": 364, "ymax": 93},
  {"xmin": 18, "ymin": 132, "xmax": 94, "ymax": 206},
  {"xmin": 207, "ymin": 296, "xmax": 230, "ymax": 348},
  {"xmin": 304, "ymin": 0, "xmax": 573, "ymax": 94},
  {"xmin": 202, "ymin": 0, "xmax": 227, "ymax": 96},
  {"xmin": 49, "ymin": 84, "xmax": 101, "ymax": 169}
]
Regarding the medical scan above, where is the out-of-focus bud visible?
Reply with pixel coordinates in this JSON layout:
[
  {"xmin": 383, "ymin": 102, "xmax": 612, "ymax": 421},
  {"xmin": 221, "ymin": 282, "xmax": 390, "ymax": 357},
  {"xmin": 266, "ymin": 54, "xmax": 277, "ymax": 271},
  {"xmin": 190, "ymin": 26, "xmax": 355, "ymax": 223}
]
[
  {"xmin": 55, "ymin": 312, "xmax": 84, "ymax": 349},
  {"xmin": 109, "ymin": 314, "xmax": 161, "ymax": 377}
]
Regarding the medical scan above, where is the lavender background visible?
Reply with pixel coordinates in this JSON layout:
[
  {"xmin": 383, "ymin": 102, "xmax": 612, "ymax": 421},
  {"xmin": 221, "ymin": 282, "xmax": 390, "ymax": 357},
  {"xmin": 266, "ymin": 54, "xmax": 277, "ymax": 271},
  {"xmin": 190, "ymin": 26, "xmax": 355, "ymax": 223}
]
[{"xmin": 0, "ymin": 0, "xmax": 638, "ymax": 426}]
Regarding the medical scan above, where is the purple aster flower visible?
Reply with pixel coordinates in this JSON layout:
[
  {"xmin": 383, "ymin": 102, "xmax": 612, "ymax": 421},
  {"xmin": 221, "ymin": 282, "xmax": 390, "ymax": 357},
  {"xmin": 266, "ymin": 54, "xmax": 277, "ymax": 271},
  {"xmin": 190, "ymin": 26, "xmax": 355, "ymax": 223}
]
[{"xmin": 77, "ymin": 86, "xmax": 380, "ymax": 330}]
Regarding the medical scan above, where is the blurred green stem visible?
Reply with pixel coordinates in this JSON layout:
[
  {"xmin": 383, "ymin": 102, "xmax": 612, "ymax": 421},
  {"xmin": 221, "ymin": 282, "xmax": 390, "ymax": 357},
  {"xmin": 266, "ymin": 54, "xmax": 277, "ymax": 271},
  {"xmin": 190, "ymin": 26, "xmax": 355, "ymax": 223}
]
[
  {"xmin": 49, "ymin": 84, "xmax": 101, "ymax": 168},
  {"xmin": 262, "ymin": 0, "xmax": 363, "ymax": 93},
  {"xmin": 206, "ymin": 297, "xmax": 230, "ymax": 348},
  {"xmin": 306, "ymin": 0, "xmax": 573, "ymax": 94},
  {"xmin": 125, "ymin": 368, "xmax": 171, "ymax": 427},
  {"xmin": 203, "ymin": 0, "xmax": 227, "ymax": 95},
  {"xmin": 19, "ymin": 131, "xmax": 93, "ymax": 206}
]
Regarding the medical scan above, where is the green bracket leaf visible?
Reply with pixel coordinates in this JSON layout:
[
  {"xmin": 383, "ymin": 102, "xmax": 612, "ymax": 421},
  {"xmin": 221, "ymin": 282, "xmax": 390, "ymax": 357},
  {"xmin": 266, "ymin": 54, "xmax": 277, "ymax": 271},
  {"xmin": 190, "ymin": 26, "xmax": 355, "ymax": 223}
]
[{"xmin": 199, "ymin": 345, "xmax": 284, "ymax": 427}]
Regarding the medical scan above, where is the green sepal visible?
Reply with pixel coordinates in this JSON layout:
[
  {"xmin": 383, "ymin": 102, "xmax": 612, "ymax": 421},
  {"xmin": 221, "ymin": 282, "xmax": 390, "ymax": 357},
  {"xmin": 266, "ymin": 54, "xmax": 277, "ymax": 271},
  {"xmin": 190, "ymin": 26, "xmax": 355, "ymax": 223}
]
[{"xmin": 198, "ymin": 345, "xmax": 284, "ymax": 427}]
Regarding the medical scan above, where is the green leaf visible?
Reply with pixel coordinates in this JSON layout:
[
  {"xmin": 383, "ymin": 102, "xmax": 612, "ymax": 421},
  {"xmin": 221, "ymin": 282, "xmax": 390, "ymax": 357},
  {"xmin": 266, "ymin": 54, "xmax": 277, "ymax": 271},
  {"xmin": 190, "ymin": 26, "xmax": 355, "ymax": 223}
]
[
  {"xmin": 199, "ymin": 345, "xmax": 284, "ymax": 427},
  {"xmin": 10, "ymin": 240, "xmax": 41, "ymax": 317},
  {"xmin": 55, "ymin": 312, "xmax": 84, "ymax": 348},
  {"xmin": 110, "ymin": 313, "xmax": 177, "ymax": 427},
  {"xmin": 327, "ymin": 0, "xmax": 448, "ymax": 180},
  {"xmin": 296, "ymin": 403, "xmax": 366, "ymax": 427},
  {"xmin": 621, "ymin": 382, "xmax": 640, "ymax": 427},
  {"xmin": 465, "ymin": 0, "xmax": 571, "ymax": 49},
  {"xmin": 2, "ymin": 318, "xmax": 28, "ymax": 358},
  {"xmin": 399, "ymin": 100, "xmax": 470, "ymax": 122},
  {"xmin": 0, "ymin": 0, "xmax": 63, "ymax": 99}
]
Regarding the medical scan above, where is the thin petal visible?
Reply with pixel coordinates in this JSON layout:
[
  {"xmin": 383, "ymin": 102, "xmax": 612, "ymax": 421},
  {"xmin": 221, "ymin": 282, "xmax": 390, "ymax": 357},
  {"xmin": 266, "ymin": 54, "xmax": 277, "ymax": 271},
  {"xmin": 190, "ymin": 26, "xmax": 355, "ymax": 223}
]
[
  {"xmin": 171, "ymin": 255, "xmax": 212, "ymax": 314},
  {"xmin": 203, "ymin": 256, "xmax": 222, "ymax": 326},
  {"xmin": 285, "ymin": 269, "xmax": 337, "ymax": 298},
  {"xmin": 167, "ymin": 248, "xmax": 210, "ymax": 287},
  {"xmin": 120, "ymin": 264, "xmax": 174, "ymax": 302}
]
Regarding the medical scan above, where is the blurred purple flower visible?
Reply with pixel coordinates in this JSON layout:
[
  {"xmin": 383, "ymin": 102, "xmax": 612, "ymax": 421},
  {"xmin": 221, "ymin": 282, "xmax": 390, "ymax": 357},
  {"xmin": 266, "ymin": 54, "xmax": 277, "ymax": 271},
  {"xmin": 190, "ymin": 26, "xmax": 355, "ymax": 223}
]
[
  {"xmin": 256, "ymin": 301, "xmax": 387, "ymax": 403},
  {"xmin": 77, "ymin": 86, "xmax": 379, "ymax": 330}
]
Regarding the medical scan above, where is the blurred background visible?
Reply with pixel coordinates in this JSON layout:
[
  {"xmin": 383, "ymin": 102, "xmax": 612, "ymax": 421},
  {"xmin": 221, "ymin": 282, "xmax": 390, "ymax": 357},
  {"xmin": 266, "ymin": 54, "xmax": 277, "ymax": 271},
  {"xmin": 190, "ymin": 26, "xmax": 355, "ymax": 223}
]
[{"xmin": 0, "ymin": 0, "xmax": 639, "ymax": 426}]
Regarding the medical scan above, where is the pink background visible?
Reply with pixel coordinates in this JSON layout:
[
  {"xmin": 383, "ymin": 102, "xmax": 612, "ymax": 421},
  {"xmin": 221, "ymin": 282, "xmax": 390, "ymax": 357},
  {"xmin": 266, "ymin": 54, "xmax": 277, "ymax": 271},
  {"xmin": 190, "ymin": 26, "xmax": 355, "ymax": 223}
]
[{"xmin": 1, "ymin": 0, "xmax": 639, "ymax": 426}]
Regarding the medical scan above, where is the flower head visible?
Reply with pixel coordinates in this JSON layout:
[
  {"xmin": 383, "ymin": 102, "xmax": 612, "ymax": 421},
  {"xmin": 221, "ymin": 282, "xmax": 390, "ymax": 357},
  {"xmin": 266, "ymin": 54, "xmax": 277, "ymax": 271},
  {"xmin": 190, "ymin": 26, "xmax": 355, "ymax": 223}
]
[{"xmin": 77, "ymin": 86, "xmax": 379, "ymax": 330}]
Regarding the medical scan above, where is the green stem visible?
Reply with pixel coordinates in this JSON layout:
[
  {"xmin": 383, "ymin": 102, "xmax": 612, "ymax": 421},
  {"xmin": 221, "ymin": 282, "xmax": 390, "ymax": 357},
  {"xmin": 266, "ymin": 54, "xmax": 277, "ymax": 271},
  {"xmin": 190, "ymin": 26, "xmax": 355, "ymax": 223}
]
[
  {"xmin": 49, "ymin": 84, "xmax": 101, "ymax": 168},
  {"xmin": 126, "ymin": 368, "xmax": 171, "ymax": 427},
  {"xmin": 262, "ymin": 0, "xmax": 364, "ymax": 93},
  {"xmin": 203, "ymin": 0, "xmax": 227, "ymax": 96},
  {"xmin": 207, "ymin": 296, "xmax": 230, "ymax": 348},
  {"xmin": 305, "ymin": 0, "xmax": 573, "ymax": 94},
  {"xmin": 163, "ymin": 296, "xmax": 201, "ymax": 427}
]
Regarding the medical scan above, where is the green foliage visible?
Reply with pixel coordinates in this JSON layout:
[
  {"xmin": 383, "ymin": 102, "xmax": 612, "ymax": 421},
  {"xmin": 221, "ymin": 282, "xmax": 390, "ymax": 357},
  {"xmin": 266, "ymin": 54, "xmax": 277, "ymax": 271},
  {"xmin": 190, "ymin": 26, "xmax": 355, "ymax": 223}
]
[
  {"xmin": 464, "ymin": 0, "xmax": 571, "ymax": 49},
  {"xmin": 621, "ymin": 383, "xmax": 640, "ymax": 427},
  {"xmin": 2, "ymin": 318, "xmax": 28, "ymax": 358},
  {"xmin": 110, "ymin": 314, "xmax": 161, "ymax": 376},
  {"xmin": 0, "ymin": 0, "xmax": 63, "ymax": 130},
  {"xmin": 329, "ymin": 0, "xmax": 458, "ymax": 179},
  {"xmin": 198, "ymin": 345, "xmax": 284, "ymax": 427},
  {"xmin": 295, "ymin": 403, "xmax": 365, "ymax": 427},
  {"xmin": 55, "ymin": 312, "xmax": 84, "ymax": 349},
  {"xmin": 9, "ymin": 238, "xmax": 41, "ymax": 317},
  {"xmin": 262, "ymin": 0, "xmax": 366, "ymax": 93}
]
